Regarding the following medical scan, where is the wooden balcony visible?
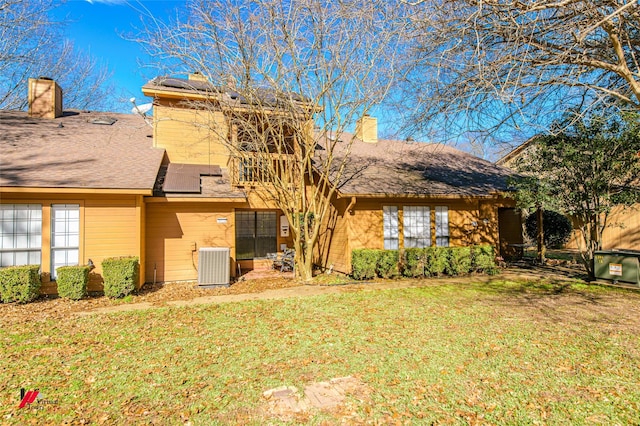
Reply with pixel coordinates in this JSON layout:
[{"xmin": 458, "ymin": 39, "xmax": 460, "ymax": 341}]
[{"xmin": 232, "ymin": 153, "xmax": 296, "ymax": 186}]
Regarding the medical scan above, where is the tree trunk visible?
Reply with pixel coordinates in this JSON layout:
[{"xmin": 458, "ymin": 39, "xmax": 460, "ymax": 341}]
[
  {"xmin": 296, "ymin": 245, "xmax": 314, "ymax": 282},
  {"xmin": 536, "ymin": 205, "xmax": 546, "ymax": 264}
]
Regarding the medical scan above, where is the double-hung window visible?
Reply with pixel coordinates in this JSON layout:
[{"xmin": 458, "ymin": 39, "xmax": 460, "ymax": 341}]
[
  {"xmin": 435, "ymin": 206, "xmax": 450, "ymax": 247},
  {"xmin": 0, "ymin": 204, "xmax": 42, "ymax": 267},
  {"xmin": 403, "ymin": 206, "xmax": 431, "ymax": 248},
  {"xmin": 383, "ymin": 206, "xmax": 399, "ymax": 250},
  {"xmin": 51, "ymin": 204, "xmax": 80, "ymax": 279}
]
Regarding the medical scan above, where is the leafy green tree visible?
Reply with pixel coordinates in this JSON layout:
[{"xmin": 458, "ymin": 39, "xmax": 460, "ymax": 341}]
[
  {"xmin": 525, "ymin": 210, "xmax": 573, "ymax": 249},
  {"xmin": 512, "ymin": 109, "xmax": 640, "ymax": 277}
]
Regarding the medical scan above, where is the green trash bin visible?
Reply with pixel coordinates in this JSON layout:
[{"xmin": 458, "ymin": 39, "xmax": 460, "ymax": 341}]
[{"xmin": 593, "ymin": 250, "xmax": 640, "ymax": 285}]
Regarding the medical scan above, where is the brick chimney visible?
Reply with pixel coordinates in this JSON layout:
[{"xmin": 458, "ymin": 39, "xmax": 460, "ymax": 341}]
[
  {"xmin": 188, "ymin": 71, "xmax": 208, "ymax": 82},
  {"xmin": 28, "ymin": 78, "xmax": 63, "ymax": 119},
  {"xmin": 355, "ymin": 115, "xmax": 378, "ymax": 144}
]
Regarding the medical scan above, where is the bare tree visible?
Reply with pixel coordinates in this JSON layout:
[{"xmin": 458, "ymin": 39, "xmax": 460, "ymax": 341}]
[
  {"xmin": 138, "ymin": 0, "xmax": 406, "ymax": 281},
  {"xmin": 0, "ymin": 0, "xmax": 114, "ymax": 110},
  {"xmin": 402, "ymin": 0, "xmax": 640, "ymax": 148}
]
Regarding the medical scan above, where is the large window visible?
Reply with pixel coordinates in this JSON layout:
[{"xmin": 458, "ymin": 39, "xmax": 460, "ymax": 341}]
[
  {"xmin": 383, "ymin": 206, "xmax": 399, "ymax": 250},
  {"xmin": 235, "ymin": 211, "xmax": 277, "ymax": 260},
  {"xmin": 403, "ymin": 206, "xmax": 431, "ymax": 248},
  {"xmin": 51, "ymin": 204, "xmax": 80, "ymax": 279},
  {"xmin": 0, "ymin": 204, "xmax": 42, "ymax": 267},
  {"xmin": 435, "ymin": 206, "xmax": 450, "ymax": 247}
]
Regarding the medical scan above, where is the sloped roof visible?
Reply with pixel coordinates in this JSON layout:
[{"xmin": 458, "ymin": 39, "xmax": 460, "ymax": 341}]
[
  {"xmin": 162, "ymin": 163, "xmax": 222, "ymax": 193},
  {"xmin": 317, "ymin": 132, "xmax": 515, "ymax": 197},
  {"xmin": 0, "ymin": 110, "xmax": 165, "ymax": 191},
  {"xmin": 153, "ymin": 163, "xmax": 246, "ymax": 199},
  {"xmin": 143, "ymin": 76, "xmax": 311, "ymax": 106},
  {"xmin": 495, "ymin": 136, "xmax": 538, "ymax": 167}
]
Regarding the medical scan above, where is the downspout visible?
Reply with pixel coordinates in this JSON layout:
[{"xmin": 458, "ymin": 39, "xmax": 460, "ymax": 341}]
[
  {"xmin": 345, "ymin": 196, "xmax": 357, "ymax": 216},
  {"xmin": 345, "ymin": 196, "xmax": 357, "ymax": 275}
]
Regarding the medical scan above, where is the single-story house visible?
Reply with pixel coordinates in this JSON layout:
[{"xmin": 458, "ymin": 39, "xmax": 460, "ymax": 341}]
[{"xmin": 0, "ymin": 76, "xmax": 522, "ymax": 294}]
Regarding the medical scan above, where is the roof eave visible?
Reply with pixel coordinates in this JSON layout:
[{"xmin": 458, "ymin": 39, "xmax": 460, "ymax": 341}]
[
  {"xmin": 337, "ymin": 192, "xmax": 504, "ymax": 200},
  {"xmin": 0, "ymin": 186, "xmax": 154, "ymax": 196}
]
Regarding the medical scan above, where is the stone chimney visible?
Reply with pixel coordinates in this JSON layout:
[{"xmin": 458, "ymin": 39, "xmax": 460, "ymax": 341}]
[
  {"xmin": 355, "ymin": 115, "xmax": 378, "ymax": 144},
  {"xmin": 28, "ymin": 78, "xmax": 63, "ymax": 119}
]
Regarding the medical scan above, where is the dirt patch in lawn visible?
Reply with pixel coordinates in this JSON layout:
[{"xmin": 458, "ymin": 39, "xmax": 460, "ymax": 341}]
[{"xmin": 261, "ymin": 376, "xmax": 372, "ymax": 423}]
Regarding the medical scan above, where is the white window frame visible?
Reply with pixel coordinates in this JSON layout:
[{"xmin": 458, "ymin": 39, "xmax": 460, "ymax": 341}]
[
  {"xmin": 403, "ymin": 206, "xmax": 431, "ymax": 248},
  {"xmin": 51, "ymin": 204, "xmax": 80, "ymax": 279},
  {"xmin": 435, "ymin": 206, "xmax": 450, "ymax": 247},
  {"xmin": 383, "ymin": 206, "xmax": 399, "ymax": 250},
  {"xmin": 0, "ymin": 204, "xmax": 42, "ymax": 268}
]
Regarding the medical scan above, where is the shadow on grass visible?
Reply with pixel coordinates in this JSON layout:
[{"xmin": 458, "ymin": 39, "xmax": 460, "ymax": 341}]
[
  {"xmin": 470, "ymin": 267, "xmax": 638, "ymax": 306},
  {"xmin": 461, "ymin": 272, "xmax": 640, "ymax": 327}
]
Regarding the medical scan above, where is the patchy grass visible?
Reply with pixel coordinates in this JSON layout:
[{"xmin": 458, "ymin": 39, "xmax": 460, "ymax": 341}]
[
  {"xmin": 308, "ymin": 272, "xmax": 356, "ymax": 286},
  {"xmin": 524, "ymin": 247, "xmax": 581, "ymax": 262},
  {"xmin": 1, "ymin": 280, "xmax": 640, "ymax": 424}
]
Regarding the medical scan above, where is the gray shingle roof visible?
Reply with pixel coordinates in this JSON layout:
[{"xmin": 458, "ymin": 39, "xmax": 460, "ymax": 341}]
[
  {"xmin": 153, "ymin": 163, "xmax": 246, "ymax": 199},
  {"xmin": 317, "ymin": 132, "xmax": 515, "ymax": 197},
  {"xmin": 0, "ymin": 110, "xmax": 165, "ymax": 191}
]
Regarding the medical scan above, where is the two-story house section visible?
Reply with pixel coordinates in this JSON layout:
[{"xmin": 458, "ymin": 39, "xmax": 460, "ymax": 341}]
[{"xmin": 141, "ymin": 74, "xmax": 302, "ymax": 282}]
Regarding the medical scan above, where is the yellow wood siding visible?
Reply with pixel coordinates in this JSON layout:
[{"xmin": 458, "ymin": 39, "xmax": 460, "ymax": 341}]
[
  {"xmin": 603, "ymin": 204, "xmax": 640, "ymax": 249},
  {"xmin": 316, "ymin": 197, "xmax": 351, "ymax": 273},
  {"xmin": 153, "ymin": 101, "xmax": 230, "ymax": 166},
  {"xmin": 84, "ymin": 197, "xmax": 141, "ymax": 291},
  {"xmin": 145, "ymin": 202, "xmax": 237, "ymax": 283},
  {"xmin": 1, "ymin": 193, "xmax": 143, "ymax": 294},
  {"xmin": 337, "ymin": 197, "xmax": 515, "ymax": 272},
  {"xmin": 566, "ymin": 203, "xmax": 640, "ymax": 251}
]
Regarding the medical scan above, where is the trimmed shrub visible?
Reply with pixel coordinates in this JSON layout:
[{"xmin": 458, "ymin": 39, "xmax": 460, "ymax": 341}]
[
  {"xmin": 376, "ymin": 250, "xmax": 399, "ymax": 278},
  {"xmin": 425, "ymin": 246, "xmax": 448, "ymax": 277},
  {"xmin": 403, "ymin": 248, "xmax": 426, "ymax": 278},
  {"xmin": 446, "ymin": 247, "xmax": 472, "ymax": 276},
  {"xmin": 472, "ymin": 245, "xmax": 498, "ymax": 275},
  {"xmin": 351, "ymin": 249, "xmax": 379, "ymax": 280},
  {"xmin": 102, "ymin": 256, "xmax": 139, "ymax": 298},
  {"xmin": 525, "ymin": 210, "xmax": 573, "ymax": 248},
  {"xmin": 56, "ymin": 265, "xmax": 90, "ymax": 300},
  {"xmin": 0, "ymin": 265, "xmax": 41, "ymax": 303}
]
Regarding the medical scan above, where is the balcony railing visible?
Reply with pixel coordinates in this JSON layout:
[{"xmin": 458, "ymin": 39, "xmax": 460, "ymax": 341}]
[{"xmin": 232, "ymin": 153, "xmax": 295, "ymax": 186}]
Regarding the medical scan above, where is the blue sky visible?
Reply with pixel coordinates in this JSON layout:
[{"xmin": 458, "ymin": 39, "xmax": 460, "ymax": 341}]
[
  {"xmin": 53, "ymin": 0, "xmax": 186, "ymax": 112},
  {"xmin": 49, "ymin": 0, "xmax": 506, "ymax": 157}
]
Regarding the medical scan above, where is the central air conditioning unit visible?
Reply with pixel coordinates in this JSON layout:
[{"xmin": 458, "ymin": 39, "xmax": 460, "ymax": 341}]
[{"xmin": 198, "ymin": 247, "xmax": 230, "ymax": 287}]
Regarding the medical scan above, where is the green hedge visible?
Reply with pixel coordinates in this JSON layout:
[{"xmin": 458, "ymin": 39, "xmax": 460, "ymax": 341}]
[
  {"xmin": 425, "ymin": 247, "xmax": 448, "ymax": 277},
  {"xmin": 376, "ymin": 250, "xmax": 399, "ymax": 278},
  {"xmin": 351, "ymin": 249, "xmax": 379, "ymax": 280},
  {"xmin": 0, "ymin": 265, "xmax": 41, "ymax": 303},
  {"xmin": 403, "ymin": 248, "xmax": 425, "ymax": 278},
  {"xmin": 446, "ymin": 247, "xmax": 472, "ymax": 276},
  {"xmin": 352, "ymin": 245, "xmax": 498, "ymax": 280},
  {"xmin": 56, "ymin": 265, "xmax": 90, "ymax": 300},
  {"xmin": 102, "ymin": 256, "xmax": 139, "ymax": 298},
  {"xmin": 472, "ymin": 245, "xmax": 499, "ymax": 275}
]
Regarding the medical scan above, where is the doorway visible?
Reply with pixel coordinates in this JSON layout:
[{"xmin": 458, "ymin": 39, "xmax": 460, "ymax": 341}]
[
  {"xmin": 498, "ymin": 208, "xmax": 524, "ymax": 260},
  {"xmin": 235, "ymin": 211, "xmax": 277, "ymax": 260}
]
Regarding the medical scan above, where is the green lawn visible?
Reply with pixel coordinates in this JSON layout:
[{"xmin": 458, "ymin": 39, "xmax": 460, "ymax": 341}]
[{"xmin": 2, "ymin": 279, "xmax": 640, "ymax": 424}]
